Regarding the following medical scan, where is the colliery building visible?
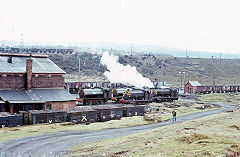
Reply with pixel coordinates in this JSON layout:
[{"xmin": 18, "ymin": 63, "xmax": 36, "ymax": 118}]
[{"xmin": 0, "ymin": 53, "xmax": 76, "ymax": 113}]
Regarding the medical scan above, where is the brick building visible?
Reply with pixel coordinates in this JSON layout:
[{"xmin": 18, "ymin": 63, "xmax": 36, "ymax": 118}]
[
  {"xmin": 0, "ymin": 53, "xmax": 76, "ymax": 113},
  {"xmin": 184, "ymin": 81, "xmax": 201, "ymax": 94}
]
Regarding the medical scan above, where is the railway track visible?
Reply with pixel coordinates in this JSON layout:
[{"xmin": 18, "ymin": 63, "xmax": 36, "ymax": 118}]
[{"xmin": 0, "ymin": 102, "xmax": 237, "ymax": 157}]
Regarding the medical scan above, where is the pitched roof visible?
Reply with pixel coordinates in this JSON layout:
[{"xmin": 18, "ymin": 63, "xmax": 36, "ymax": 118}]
[
  {"xmin": 0, "ymin": 89, "xmax": 76, "ymax": 103},
  {"xmin": 188, "ymin": 81, "xmax": 201, "ymax": 86},
  {"xmin": 0, "ymin": 53, "xmax": 65, "ymax": 74}
]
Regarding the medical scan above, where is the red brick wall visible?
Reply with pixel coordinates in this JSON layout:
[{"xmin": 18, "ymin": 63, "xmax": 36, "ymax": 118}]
[
  {"xmin": 184, "ymin": 83, "xmax": 193, "ymax": 93},
  {"xmin": 46, "ymin": 101, "xmax": 76, "ymax": 110},
  {"xmin": 0, "ymin": 74, "xmax": 64, "ymax": 89},
  {"xmin": 31, "ymin": 75, "xmax": 65, "ymax": 88},
  {"xmin": 0, "ymin": 75, "xmax": 25, "ymax": 89},
  {"xmin": 184, "ymin": 83, "xmax": 197, "ymax": 94}
]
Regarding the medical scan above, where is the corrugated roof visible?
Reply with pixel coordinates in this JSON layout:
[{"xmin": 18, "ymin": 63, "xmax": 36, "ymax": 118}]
[
  {"xmin": 0, "ymin": 56, "xmax": 65, "ymax": 74},
  {"xmin": 189, "ymin": 81, "xmax": 201, "ymax": 86},
  {"xmin": 0, "ymin": 89, "xmax": 42, "ymax": 102},
  {"xmin": 71, "ymin": 94, "xmax": 79, "ymax": 99},
  {"xmin": 0, "ymin": 89, "xmax": 75, "ymax": 103},
  {"xmin": 32, "ymin": 89, "xmax": 76, "ymax": 102}
]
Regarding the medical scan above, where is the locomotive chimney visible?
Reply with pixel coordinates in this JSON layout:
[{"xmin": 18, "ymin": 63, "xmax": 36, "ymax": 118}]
[{"xmin": 26, "ymin": 57, "xmax": 33, "ymax": 90}]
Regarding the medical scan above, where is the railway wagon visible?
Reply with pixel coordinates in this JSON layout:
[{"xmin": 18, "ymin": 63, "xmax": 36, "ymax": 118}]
[
  {"xmin": 78, "ymin": 88, "xmax": 112, "ymax": 105},
  {"xmin": 230, "ymin": 85, "xmax": 240, "ymax": 92},
  {"xmin": 66, "ymin": 82, "xmax": 111, "ymax": 91},
  {"xmin": 212, "ymin": 86, "xmax": 223, "ymax": 93},
  {"xmin": 25, "ymin": 110, "xmax": 67, "ymax": 125},
  {"xmin": 196, "ymin": 86, "xmax": 213, "ymax": 94},
  {"xmin": 66, "ymin": 107, "xmax": 97, "ymax": 124},
  {"xmin": 0, "ymin": 112, "xmax": 23, "ymax": 128},
  {"xmin": 92, "ymin": 105, "xmax": 124, "ymax": 121}
]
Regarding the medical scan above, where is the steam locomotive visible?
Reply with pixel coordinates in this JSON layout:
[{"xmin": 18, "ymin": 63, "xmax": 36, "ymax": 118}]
[
  {"xmin": 111, "ymin": 88, "xmax": 133, "ymax": 102},
  {"xmin": 151, "ymin": 87, "xmax": 179, "ymax": 102},
  {"xmin": 122, "ymin": 89, "xmax": 153, "ymax": 104},
  {"xmin": 78, "ymin": 88, "xmax": 112, "ymax": 105},
  {"xmin": 66, "ymin": 82, "xmax": 179, "ymax": 105}
]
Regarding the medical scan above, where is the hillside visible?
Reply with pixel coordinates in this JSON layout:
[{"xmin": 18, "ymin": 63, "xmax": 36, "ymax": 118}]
[{"xmin": 48, "ymin": 53, "xmax": 240, "ymax": 86}]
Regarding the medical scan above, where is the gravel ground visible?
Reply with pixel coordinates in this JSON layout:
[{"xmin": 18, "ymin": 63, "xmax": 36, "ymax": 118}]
[{"xmin": 0, "ymin": 102, "xmax": 237, "ymax": 157}]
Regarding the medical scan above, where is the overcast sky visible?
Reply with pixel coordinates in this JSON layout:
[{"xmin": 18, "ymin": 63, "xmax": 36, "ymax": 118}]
[{"xmin": 0, "ymin": 0, "xmax": 240, "ymax": 54}]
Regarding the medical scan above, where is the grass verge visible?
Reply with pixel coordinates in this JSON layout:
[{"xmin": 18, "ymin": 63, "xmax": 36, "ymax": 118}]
[{"xmin": 67, "ymin": 108, "xmax": 240, "ymax": 157}]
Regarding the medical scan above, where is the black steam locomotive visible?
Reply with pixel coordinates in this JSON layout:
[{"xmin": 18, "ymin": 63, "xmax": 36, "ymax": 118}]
[
  {"xmin": 112, "ymin": 87, "xmax": 178, "ymax": 104},
  {"xmin": 151, "ymin": 87, "xmax": 179, "ymax": 102},
  {"xmin": 121, "ymin": 88, "xmax": 153, "ymax": 104},
  {"xmin": 111, "ymin": 88, "xmax": 133, "ymax": 102},
  {"xmin": 78, "ymin": 88, "xmax": 112, "ymax": 105},
  {"xmin": 66, "ymin": 82, "xmax": 179, "ymax": 105}
]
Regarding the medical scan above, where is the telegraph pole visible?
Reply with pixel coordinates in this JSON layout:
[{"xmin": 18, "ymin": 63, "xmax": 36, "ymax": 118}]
[
  {"xmin": 211, "ymin": 56, "xmax": 216, "ymax": 86},
  {"xmin": 179, "ymin": 72, "xmax": 185, "ymax": 88},
  {"xmin": 78, "ymin": 52, "xmax": 81, "ymax": 75}
]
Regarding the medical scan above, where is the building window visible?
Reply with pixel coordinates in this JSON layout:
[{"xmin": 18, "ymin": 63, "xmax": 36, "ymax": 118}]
[{"xmin": 46, "ymin": 104, "xmax": 51, "ymax": 109}]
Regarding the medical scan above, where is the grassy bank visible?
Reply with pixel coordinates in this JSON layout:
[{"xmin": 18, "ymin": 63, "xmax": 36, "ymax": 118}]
[
  {"xmin": 198, "ymin": 93, "xmax": 240, "ymax": 106},
  {"xmin": 67, "ymin": 108, "xmax": 240, "ymax": 157}
]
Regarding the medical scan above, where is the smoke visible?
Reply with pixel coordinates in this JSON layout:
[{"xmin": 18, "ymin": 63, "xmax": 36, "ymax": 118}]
[{"xmin": 101, "ymin": 51, "xmax": 154, "ymax": 88}]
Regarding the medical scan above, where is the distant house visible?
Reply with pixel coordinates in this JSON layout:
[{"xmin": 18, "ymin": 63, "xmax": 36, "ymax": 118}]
[
  {"xmin": 184, "ymin": 81, "xmax": 201, "ymax": 94},
  {"xmin": 0, "ymin": 53, "xmax": 76, "ymax": 113}
]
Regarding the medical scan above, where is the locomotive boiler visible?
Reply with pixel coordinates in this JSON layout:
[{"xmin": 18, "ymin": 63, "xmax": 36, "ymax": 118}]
[
  {"xmin": 78, "ymin": 88, "xmax": 112, "ymax": 105},
  {"xmin": 151, "ymin": 87, "xmax": 179, "ymax": 102},
  {"xmin": 121, "ymin": 88, "xmax": 153, "ymax": 104}
]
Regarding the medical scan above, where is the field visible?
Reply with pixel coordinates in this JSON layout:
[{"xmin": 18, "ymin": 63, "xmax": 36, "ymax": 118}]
[
  {"xmin": 0, "ymin": 101, "xmax": 217, "ymax": 143},
  {"xmin": 198, "ymin": 93, "xmax": 240, "ymax": 106},
  {"xmin": 67, "ymin": 109, "xmax": 240, "ymax": 157},
  {"xmin": 65, "ymin": 94, "xmax": 240, "ymax": 157}
]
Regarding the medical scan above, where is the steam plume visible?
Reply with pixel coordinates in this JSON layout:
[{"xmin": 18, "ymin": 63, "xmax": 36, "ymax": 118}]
[{"xmin": 101, "ymin": 51, "xmax": 153, "ymax": 88}]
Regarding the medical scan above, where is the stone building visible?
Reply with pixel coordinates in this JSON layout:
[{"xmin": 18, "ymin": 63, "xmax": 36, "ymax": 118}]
[{"xmin": 0, "ymin": 53, "xmax": 76, "ymax": 113}]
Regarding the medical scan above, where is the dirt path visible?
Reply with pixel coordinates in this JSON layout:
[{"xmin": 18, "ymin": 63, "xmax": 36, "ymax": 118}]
[{"xmin": 0, "ymin": 102, "xmax": 237, "ymax": 157}]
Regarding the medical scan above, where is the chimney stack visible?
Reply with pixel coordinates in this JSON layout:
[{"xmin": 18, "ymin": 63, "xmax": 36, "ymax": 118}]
[
  {"xmin": 26, "ymin": 58, "xmax": 33, "ymax": 90},
  {"xmin": 7, "ymin": 56, "xmax": 12, "ymax": 63}
]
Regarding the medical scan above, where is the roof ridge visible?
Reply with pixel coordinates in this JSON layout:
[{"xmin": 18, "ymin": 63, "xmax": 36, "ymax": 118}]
[{"xmin": 0, "ymin": 53, "xmax": 48, "ymax": 58}]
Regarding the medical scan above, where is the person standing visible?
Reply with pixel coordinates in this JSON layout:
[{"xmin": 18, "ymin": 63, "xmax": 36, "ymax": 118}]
[{"xmin": 172, "ymin": 110, "xmax": 177, "ymax": 122}]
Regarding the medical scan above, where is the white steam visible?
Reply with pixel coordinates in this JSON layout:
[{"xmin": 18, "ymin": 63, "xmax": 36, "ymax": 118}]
[{"xmin": 101, "ymin": 51, "xmax": 154, "ymax": 88}]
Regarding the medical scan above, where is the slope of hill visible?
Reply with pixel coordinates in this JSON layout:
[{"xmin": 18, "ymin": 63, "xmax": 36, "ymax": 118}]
[{"xmin": 48, "ymin": 53, "xmax": 240, "ymax": 86}]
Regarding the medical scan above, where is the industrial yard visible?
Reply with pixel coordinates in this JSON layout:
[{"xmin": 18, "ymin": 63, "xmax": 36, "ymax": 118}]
[
  {"xmin": 0, "ymin": 52, "xmax": 240, "ymax": 157},
  {"xmin": 0, "ymin": 95, "xmax": 238, "ymax": 156},
  {"xmin": 1, "ymin": 0, "xmax": 240, "ymax": 156}
]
